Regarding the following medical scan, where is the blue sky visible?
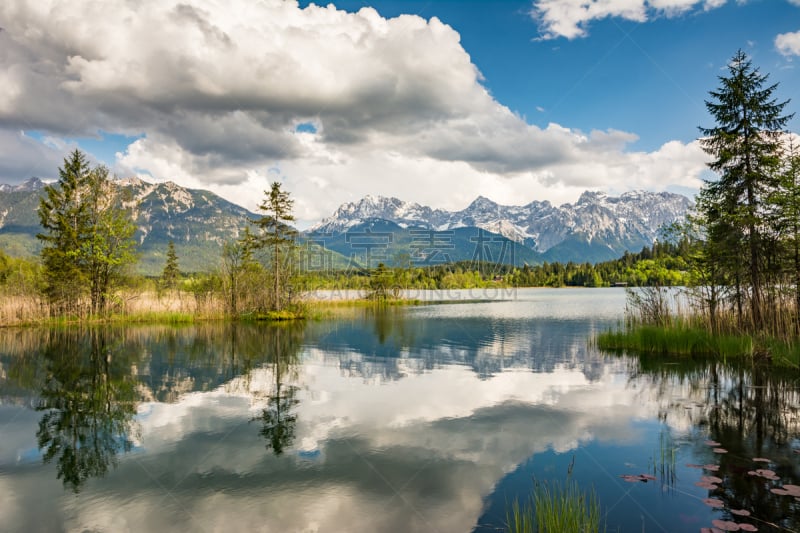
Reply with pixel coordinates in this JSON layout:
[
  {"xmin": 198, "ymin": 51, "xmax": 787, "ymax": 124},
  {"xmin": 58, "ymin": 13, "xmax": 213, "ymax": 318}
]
[
  {"xmin": 308, "ymin": 0, "xmax": 799, "ymax": 151},
  {"xmin": 0, "ymin": 0, "xmax": 798, "ymax": 224}
]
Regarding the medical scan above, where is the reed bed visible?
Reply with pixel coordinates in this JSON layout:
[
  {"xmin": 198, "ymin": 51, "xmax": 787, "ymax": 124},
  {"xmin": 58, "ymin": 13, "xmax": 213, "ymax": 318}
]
[
  {"xmin": 0, "ymin": 289, "xmax": 419, "ymax": 327},
  {"xmin": 596, "ymin": 286, "xmax": 800, "ymax": 367},
  {"xmin": 0, "ymin": 290, "xmax": 227, "ymax": 327}
]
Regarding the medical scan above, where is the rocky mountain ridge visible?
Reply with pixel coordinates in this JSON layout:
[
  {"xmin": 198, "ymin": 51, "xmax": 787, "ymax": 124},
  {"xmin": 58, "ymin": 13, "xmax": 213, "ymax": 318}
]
[{"xmin": 311, "ymin": 190, "xmax": 693, "ymax": 255}]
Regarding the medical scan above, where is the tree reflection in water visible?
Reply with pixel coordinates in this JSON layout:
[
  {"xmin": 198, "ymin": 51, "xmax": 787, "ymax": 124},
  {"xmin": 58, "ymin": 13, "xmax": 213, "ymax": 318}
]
[
  {"xmin": 252, "ymin": 323, "xmax": 304, "ymax": 456},
  {"xmin": 628, "ymin": 355, "xmax": 800, "ymax": 531},
  {"xmin": 35, "ymin": 328, "xmax": 140, "ymax": 492}
]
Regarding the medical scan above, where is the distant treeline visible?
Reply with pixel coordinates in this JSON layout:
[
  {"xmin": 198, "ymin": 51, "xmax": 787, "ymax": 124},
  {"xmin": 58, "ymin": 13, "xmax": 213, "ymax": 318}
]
[
  {"xmin": 291, "ymin": 238, "xmax": 691, "ymax": 291},
  {"xmin": 0, "ymin": 237, "xmax": 688, "ymax": 295}
]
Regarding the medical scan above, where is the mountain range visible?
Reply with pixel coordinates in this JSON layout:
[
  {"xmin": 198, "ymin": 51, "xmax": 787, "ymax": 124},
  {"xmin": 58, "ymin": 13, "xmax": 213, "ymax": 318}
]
[
  {"xmin": 310, "ymin": 190, "xmax": 693, "ymax": 264},
  {"xmin": 0, "ymin": 177, "xmax": 256, "ymax": 275},
  {"xmin": 0, "ymin": 177, "xmax": 693, "ymax": 274}
]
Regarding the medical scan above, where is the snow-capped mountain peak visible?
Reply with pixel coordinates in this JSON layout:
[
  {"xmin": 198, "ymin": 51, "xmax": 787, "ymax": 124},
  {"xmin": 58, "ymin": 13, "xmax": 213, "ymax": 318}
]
[{"xmin": 311, "ymin": 190, "xmax": 693, "ymax": 255}]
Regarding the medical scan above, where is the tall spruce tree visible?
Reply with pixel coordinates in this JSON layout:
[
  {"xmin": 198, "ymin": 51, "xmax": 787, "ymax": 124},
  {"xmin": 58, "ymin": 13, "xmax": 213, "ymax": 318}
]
[
  {"xmin": 699, "ymin": 50, "xmax": 793, "ymax": 329},
  {"xmin": 250, "ymin": 182, "xmax": 297, "ymax": 312},
  {"xmin": 37, "ymin": 150, "xmax": 137, "ymax": 315},
  {"xmin": 38, "ymin": 150, "xmax": 91, "ymax": 312},
  {"xmin": 161, "ymin": 240, "xmax": 180, "ymax": 290}
]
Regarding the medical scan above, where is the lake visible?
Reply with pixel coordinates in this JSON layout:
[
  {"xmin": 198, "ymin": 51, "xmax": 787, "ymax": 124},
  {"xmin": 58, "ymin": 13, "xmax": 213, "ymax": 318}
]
[{"xmin": 0, "ymin": 288, "xmax": 798, "ymax": 532}]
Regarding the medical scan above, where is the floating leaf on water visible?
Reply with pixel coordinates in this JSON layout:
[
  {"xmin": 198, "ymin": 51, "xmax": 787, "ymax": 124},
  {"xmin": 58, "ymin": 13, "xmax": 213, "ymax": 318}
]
[
  {"xmin": 713, "ymin": 448, "xmax": 728, "ymax": 454},
  {"xmin": 619, "ymin": 473, "xmax": 655, "ymax": 483},
  {"xmin": 747, "ymin": 471, "xmax": 758, "ymax": 476},
  {"xmin": 711, "ymin": 519, "xmax": 741, "ymax": 531},
  {"xmin": 782, "ymin": 484, "xmax": 800, "ymax": 497},
  {"xmin": 700, "ymin": 528, "xmax": 725, "ymax": 533},
  {"xmin": 687, "ymin": 463, "xmax": 705, "ymax": 469},
  {"xmin": 695, "ymin": 481, "xmax": 719, "ymax": 489},
  {"xmin": 702, "ymin": 497, "xmax": 724, "ymax": 508},
  {"xmin": 770, "ymin": 488, "xmax": 790, "ymax": 496},
  {"xmin": 702, "ymin": 475, "xmax": 723, "ymax": 484},
  {"xmin": 752, "ymin": 457, "xmax": 770, "ymax": 463},
  {"xmin": 704, "ymin": 464, "xmax": 720, "ymax": 471},
  {"xmin": 730, "ymin": 509, "xmax": 751, "ymax": 517},
  {"xmin": 705, "ymin": 440, "xmax": 722, "ymax": 447},
  {"xmin": 755, "ymin": 469, "xmax": 775, "ymax": 477},
  {"xmin": 738, "ymin": 525, "xmax": 758, "ymax": 532}
]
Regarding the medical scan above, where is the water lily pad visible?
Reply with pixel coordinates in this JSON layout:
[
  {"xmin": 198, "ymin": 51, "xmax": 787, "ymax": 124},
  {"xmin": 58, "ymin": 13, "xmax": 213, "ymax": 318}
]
[
  {"xmin": 703, "ymin": 464, "xmax": 720, "ymax": 471},
  {"xmin": 619, "ymin": 473, "xmax": 655, "ymax": 483},
  {"xmin": 711, "ymin": 519, "xmax": 741, "ymax": 531},
  {"xmin": 713, "ymin": 448, "xmax": 728, "ymax": 454},
  {"xmin": 752, "ymin": 457, "xmax": 770, "ymax": 463},
  {"xmin": 738, "ymin": 525, "xmax": 758, "ymax": 532},
  {"xmin": 730, "ymin": 509, "xmax": 751, "ymax": 517},
  {"xmin": 702, "ymin": 475, "xmax": 723, "ymax": 484},
  {"xmin": 770, "ymin": 488, "xmax": 790, "ymax": 496},
  {"xmin": 695, "ymin": 481, "xmax": 719, "ymax": 489},
  {"xmin": 782, "ymin": 484, "xmax": 800, "ymax": 497},
  {"xmin": 703, "ymin": 497, "xmax": 724, "ymax": 508},
  {"xmin": 705, "ymin": 440, "xmax": 722, "ymax": 447}
]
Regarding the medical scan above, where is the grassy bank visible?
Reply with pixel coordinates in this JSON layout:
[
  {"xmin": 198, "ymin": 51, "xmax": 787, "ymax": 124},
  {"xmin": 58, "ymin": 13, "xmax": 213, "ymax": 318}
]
[
  {"xmin": 595, "ymin": 286, "xmax": 800, "ymax": 368},
  {"xmin": 0, "ymin": 291, "xmax": 426, "ymax": 327},
  {"xmin": 597, "ymin": 323, "xmax": 800, "ymax": 367}
]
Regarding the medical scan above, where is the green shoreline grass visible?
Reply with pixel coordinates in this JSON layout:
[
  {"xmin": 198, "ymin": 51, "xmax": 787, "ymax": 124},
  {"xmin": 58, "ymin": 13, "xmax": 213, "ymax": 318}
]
[
  {"xmin": 596, "ymin": 322, "xmax": 800, "ymax": 368},
  {"xmin": 507, "ymin": 478, "xmax": 604, "ymax": 533}
]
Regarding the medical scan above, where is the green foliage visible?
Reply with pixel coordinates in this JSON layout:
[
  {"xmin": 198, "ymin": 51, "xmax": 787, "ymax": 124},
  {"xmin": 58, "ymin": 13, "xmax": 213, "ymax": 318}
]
[
  {"xmin": 697, "ymin": 50, "xmax": 793, "ymax": 330},
  {"xmin": 160, "ymin": 240, "xmax": 180, "ymax": 289},
  {"xmin": 597, "ymin": 324, "xmax": 754, "ymax": 359},
  {"xmin": 507, "ymin": 470, "xmax": 604, "ymax": 533},
  {"xmin": 294, "ymin": 240, "xmax": 691, "ymax": 291},
  {"xmin": 249, "ymin": 182, "xmax": 298, "ymax": 312},
  {"xmin": 185, "ymin": 272, "xmax": 221, "ymax": 307},
  {"xmin": 0, "ymin": 247, "xmax": 44, "ymax": 295},
  {"xmin": 367, "ymin": 262, "xmax": 397, "ymax": 300},
  {"xmin": 37, "ymin": 150, "xmax": 138, "ymax": 315}
]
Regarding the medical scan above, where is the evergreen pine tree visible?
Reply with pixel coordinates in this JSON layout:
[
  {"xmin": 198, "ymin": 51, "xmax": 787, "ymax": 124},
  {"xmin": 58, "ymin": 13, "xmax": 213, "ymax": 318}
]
[
  {"xmin": 37, "ymin": 150, "xmax": 137, "ymax": 315},
  {"xmin": 250, "ymin": 182, "xmax": 297, "ymax": 312},
  {"xmin": 161, "ymin": 240, "xmax": 180, "ymax": 290},
  {"xmin": 698, "ymin": 50, "xmax": 793, "ymax": 329}
]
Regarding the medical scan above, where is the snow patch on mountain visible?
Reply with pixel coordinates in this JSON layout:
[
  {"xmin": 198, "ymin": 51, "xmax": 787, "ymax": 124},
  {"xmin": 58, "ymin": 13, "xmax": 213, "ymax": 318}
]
[{"xmin": 310, "ymin": 191, "xmax": 693, "ymax": 253}]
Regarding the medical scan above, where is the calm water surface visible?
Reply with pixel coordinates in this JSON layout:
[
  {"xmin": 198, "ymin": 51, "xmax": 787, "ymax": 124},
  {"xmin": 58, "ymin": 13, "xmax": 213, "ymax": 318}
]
[{"xmin": 1, "ymin": 288, "xmax": 798, "ymax": 532}]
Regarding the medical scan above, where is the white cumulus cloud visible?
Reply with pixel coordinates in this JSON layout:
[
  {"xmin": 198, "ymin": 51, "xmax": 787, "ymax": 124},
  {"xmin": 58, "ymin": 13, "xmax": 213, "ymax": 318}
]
[
  {"xmin": 0, "ymin": 0, "xmax": 708, "ymax": 225},
  {"xmin": 776, "ymin": 30, "xmax": 800, "ymax": 57},
  {"xmin": 531, "ymin": 0, "xmax": 728, "ymax": 40}
]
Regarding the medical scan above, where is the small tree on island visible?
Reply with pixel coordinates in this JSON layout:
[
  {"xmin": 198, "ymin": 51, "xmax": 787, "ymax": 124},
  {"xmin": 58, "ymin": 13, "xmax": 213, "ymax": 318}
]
[
  {"xmin": 37, "ymin": 150, "xmax": 137, "ymax": 315},
  {"xmin": 249, "ymin": 182, "xmax": 298, "ymax": 312},
  {"xmin": 368, "ymin": 262, "xmax": 395, "ymax": 301},
  {"xmin": 160, "ymin": 240, "xmax": 180, "ymax": 290}
]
